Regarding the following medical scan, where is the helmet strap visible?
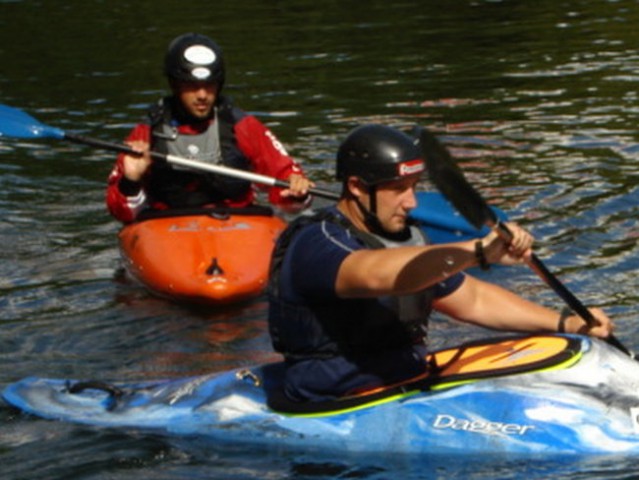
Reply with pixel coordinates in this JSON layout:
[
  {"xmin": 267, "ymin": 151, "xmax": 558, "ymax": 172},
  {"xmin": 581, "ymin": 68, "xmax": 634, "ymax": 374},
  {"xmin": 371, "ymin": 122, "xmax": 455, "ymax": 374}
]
[{"xmin": 354, "ymin": 184, "xmax": 410, "ymax": 241}]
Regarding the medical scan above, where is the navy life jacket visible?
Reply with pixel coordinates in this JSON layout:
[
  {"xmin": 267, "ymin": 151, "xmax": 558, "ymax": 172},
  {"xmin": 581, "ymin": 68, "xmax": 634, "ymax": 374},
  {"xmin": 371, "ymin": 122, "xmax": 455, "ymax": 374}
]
[
  {"xmin": 268, "ymin": 209, "xmax": 434, "ymax": 361},
  {"xmin": 146, "ymin": 95, "xmax": 252, "ymax": 208}
]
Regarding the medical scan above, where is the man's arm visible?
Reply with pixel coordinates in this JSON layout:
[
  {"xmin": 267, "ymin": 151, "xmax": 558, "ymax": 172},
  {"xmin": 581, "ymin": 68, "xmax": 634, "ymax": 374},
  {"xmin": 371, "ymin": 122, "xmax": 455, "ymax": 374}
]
[
  {"xmin": 433, "ymin": 274, "xmax": 613, "ymax": 338},
  {"xmin": 234, "ymin": 115, "xmax": 312, "ymax": 209},
  {"xmin": 105, "ymin": 124, "xmax": 151, "ymax": 223}
]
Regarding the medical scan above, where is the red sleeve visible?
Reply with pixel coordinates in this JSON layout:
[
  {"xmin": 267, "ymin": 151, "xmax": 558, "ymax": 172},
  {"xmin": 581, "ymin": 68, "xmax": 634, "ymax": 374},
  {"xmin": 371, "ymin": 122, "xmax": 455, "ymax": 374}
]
[
  {"xmin": 234, "ymin": 115, "xmax": 309, "ymax": 207},
  {"xmin": 105, "ymin": 124, "xmax": 151, "ymax": 223}
]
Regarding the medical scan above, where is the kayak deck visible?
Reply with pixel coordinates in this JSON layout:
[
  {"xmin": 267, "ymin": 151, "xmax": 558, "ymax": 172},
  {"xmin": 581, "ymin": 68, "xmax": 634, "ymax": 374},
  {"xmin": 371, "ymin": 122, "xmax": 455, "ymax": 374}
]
[{"xmin": 118, "ymin": 206, "xmax": 286, "ymax": 304}]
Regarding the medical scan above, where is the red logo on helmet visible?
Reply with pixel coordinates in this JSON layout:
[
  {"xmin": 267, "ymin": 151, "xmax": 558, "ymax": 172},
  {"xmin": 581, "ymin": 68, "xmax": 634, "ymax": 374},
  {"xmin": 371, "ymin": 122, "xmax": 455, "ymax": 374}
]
[{"xmin": 398, "ymin": 159, "xmax": 425, "ymax": 177}]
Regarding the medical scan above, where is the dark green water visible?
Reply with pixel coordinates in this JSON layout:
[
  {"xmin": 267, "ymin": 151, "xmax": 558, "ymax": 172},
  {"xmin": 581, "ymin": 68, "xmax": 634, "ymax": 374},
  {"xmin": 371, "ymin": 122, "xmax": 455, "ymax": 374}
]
[{"xmin": 2, "ymin": 0, "xmax": 639, "ymax": 478}]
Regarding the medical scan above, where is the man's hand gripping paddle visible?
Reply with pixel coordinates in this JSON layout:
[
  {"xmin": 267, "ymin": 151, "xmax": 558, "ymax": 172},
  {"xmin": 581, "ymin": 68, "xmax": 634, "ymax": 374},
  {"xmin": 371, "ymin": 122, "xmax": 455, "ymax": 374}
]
[{"xmin": 419, "ymin": 127, "xmax": 633, "ymax": 358}]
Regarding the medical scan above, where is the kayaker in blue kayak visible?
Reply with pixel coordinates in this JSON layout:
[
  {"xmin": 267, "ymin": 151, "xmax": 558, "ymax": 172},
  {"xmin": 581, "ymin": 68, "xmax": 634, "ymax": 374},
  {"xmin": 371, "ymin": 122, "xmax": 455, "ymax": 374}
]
[
  {"xmin": 106, "ymin": 33, "xmax": 313, "ymax": 224},
  {"xmin": 267, "ymin": 124, "xmax": 614, "ymax": 403}
]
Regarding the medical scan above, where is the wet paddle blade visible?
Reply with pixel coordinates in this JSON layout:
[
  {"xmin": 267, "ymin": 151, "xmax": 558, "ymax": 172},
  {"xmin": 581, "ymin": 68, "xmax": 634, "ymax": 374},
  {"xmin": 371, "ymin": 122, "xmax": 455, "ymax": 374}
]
[
  {"xmin": 0, "ymin": 104, "xmax": 65, "ymax": 139},
  {"xmin": 418, "ymin": 127, "xmax": 634, "ymax": 359},
  {"xmin": 420, "ymin": 128, "xmax": 497, "ymax": 230}
]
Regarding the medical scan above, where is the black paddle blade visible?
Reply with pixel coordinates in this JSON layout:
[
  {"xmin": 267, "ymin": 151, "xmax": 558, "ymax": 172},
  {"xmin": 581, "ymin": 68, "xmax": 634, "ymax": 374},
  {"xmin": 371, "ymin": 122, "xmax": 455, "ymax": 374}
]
[{"xmin": 419, "ymin": 128, "xmax": 497, "ymax": 230}]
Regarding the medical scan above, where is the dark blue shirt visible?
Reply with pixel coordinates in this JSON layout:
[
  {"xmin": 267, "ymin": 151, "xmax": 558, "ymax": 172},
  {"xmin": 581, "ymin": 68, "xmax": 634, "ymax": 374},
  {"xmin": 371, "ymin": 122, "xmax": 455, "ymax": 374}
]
[
  {"xmin": 280, "ymin": 208, "xmax": 464, "ymax": 303},
  {"xmin": 274, "ymin": 207, "xmax": 466, "ymax": 401}
]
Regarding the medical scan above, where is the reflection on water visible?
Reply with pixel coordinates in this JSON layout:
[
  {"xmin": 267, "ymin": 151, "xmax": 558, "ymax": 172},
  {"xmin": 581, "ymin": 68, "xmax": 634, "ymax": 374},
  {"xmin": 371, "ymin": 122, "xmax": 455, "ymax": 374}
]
[{"xmin": 2, "ymin": 0, "xmax": 639, "ymax": 479}]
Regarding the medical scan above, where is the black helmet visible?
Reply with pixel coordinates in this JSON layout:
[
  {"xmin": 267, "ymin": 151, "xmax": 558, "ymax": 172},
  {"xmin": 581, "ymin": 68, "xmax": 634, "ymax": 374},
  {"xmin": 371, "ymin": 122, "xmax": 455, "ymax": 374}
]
[
  {"xmin": 164, "ymin": 33, "xmax": 225, "ymax": 87},
  {"xmin": 336, "ymin": 124, "xmax": 425, "ymax": 185}
]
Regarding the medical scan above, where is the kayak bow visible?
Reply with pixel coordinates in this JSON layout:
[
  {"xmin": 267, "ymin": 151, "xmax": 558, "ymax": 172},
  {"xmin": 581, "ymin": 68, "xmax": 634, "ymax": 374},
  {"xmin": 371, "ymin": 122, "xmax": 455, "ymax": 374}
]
[{"xmin": 118, "ymin": 206, "xmax": 286, "ymax": 304}]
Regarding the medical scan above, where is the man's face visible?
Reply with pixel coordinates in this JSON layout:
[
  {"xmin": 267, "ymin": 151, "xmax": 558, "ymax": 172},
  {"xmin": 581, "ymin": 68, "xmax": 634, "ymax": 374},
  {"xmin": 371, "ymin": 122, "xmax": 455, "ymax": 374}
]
[
  {"xmin": 365, "ymin": 175, "xmax": 420, "ymax": 233},
  {"xmin": 174, "ymin": 81, "xmax": 217, "ymax": 119}
]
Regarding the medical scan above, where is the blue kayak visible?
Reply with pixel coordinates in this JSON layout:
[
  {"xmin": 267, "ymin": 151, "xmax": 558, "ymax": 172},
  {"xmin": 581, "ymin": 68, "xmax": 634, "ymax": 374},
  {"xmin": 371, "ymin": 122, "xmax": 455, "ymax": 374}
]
[
  {"xmin": 412, "ymin": 192, "xmax": 508, "ymax": 243},
  {"xmin": 4, "ymin": 334, "xmax": 639, "ymax": 455}
]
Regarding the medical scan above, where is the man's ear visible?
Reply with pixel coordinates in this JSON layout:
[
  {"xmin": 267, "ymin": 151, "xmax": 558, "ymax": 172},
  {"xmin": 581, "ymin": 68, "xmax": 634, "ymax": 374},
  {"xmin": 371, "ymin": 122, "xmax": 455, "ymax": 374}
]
[{"xmin": 346, "ymin": 176, "xmax": 368, "ymax": 199}]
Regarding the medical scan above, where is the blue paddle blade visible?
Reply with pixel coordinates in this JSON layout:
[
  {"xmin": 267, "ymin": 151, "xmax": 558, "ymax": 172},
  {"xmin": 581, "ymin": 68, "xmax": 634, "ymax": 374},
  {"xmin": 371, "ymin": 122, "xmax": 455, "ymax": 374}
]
[
  {"xmin": 411, "ymin": 192, "xmax": 508, "ymax": 244},
  {"xmin": 0, "ymin": 104, "xmax": 65, "ymax": 139}
]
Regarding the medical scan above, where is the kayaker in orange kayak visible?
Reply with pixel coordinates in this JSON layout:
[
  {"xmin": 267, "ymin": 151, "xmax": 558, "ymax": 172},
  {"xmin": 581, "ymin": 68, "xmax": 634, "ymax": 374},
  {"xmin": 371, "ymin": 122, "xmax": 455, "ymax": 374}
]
[{"xmin": 106, "ymin": 33, "xmax": 313, "ymax": 224}]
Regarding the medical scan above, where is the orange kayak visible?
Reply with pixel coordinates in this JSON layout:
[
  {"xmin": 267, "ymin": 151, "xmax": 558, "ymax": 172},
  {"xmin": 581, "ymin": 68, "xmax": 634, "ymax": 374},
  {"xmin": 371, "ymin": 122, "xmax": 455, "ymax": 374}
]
[{"xmin": 118, "ymin": 206, "xmax": 286, "ymax": 305}]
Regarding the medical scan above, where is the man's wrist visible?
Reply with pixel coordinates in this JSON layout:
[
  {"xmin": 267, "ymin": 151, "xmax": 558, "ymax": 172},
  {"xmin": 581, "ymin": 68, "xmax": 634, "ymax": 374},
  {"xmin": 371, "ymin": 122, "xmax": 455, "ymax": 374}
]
[
  {"xmin": 557, "ymin": 307, "xmax": 573, "ymax": 333},
  {"xmin": 118, "ymin": 177, "xmax": 142, "ymax": 196},
  {"xmin": 474, "ymin": 240, "xmax": 490, "ymax": 270}
]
